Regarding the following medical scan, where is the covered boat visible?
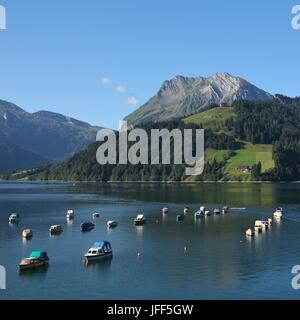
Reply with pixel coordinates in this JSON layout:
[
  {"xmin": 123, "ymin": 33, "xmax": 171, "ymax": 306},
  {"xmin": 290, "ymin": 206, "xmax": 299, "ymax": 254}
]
[
  {"xmin": 184, "ymin": 207, "xmax": 189, "ymax": 214},
  {"xmin": 214, "ymin": 208, "xmax": 221, "ymax": 215},
  {"xmin": 246, "ymin": 228, "xmax": 254, "ymax": 237},
  {"xmin": 49, "ymin": 225, "xmax": 63, "ymax": 234},
  {"xmin": 9, "ymin": 213, "xmax": 19, "ymax": 224},
  {"xmin": 84, "ymin": 241, "xmax": 113, "ymax": 262},
  {"xmin": 254, "ymin": 220, "xmax": 263, "ymax": 233},
  {"xmin": 134, "ymin": 214, "xmax": 146, "ymax": 225},
  {"xmin": 19, "ymin": 251, "xmax": 49, "ymax": 271},
  {"xmin": 176, "ymin": 214, "xmax": 185, "ymax": 222},
  {"xmin": 194, "ymin": 210, "xmax": 203, "ymax": 219},
  {"xmin": 107, "ymin": 220, "xmax": 118, "ymax": 228},
  {"xmin": 162, "ymin": 207, "xmax": 169, "ymax": 214},
  {"xmin": 22, "ymin": 229, "xmax": 33, "ymax": 239},
  {"xmin": 273, "ymin": 207, "xmax": 283, "ymax": 220},
  {"xmin": 66, "ymin": 209, "xmax": 74, "ymax": 220},
  {"xmin": 92, "ymin": 212, "xmax": 100, "ymax": 219},
  {"xmin": 80, "ymin": 221, "xmax": 95, "ymax": 232}
]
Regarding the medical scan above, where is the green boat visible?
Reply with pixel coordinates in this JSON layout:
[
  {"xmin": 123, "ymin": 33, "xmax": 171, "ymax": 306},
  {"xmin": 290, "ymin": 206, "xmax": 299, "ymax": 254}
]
[{"xmin": 19, "ymin": 251, "xmax": 49, "ymax": 271}]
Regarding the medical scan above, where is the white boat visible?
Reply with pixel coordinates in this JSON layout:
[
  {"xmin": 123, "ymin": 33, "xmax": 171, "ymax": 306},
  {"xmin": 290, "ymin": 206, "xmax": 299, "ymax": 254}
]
[
  {"xmin": 194, "ymin": 210, "xmax": 202, "ymax": 219},
  {"xmin": 214, "ymin": 208, "xmax": 221, "ymax": 215},
  {"xmin": 184, "ymin": 207, "xmax": 189, "ymax": 214},
  {"xmin": 254, "ymin": 220, "xmax": 263, "ymax": 233},
  {"xmin": 134, "ymin": 214, "xmax": 146, "ymax": 225},
  {"xmin": 267, "ymin": 218, "xmax": 273, "ymax": 226},
  {"xmin": 273, "ymin": 207, "xmax": 283, "ymax": 220},
  {"xmin": 162, "ymin": 207, "xmax": 169, "ymax": 214},
  {"xmin": 66, "ymin": 209, "xmax": 74, "ymax": 220},
  {"xmin": 204, "ymin": 210, "xmax": 211, "ymax": 216},
  {"xmin": 92, "ymin": 212, "xmax": 100, "ymax": 219},
  {"xmin": 9, "ymin": 213, "xmax": 19, "ymax": 224},
  {"xmin": 84, "ymin": 241, "xmax": 112, "ymax": 262},
  {"xmin": 261, "ymin": 220, "xmax": 269, "ymax": 230},
  {"xmin": 22, "ymin": 229, "xmax": 33, "ymax": 239},
  {"xmin": 246, "ymin": 228, "xmax": 254, "ymax": 237},
  {"xmin": 107, "ymin": 220, "xmax": 118, "ymax": 228},
  {"xmin": 49, "ymin": 225, "xmax": 63, "ymax": 234}
]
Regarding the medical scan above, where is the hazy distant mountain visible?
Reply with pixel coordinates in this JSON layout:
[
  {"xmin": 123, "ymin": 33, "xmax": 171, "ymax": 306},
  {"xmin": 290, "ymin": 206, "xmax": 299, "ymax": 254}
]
[
  {"xmin": 0, "ymin": 99, "xmax": 102, "ymax": 173},
  {"xmin": 125, "ymin": 72, "xmax": 273, "ymax": 125}
]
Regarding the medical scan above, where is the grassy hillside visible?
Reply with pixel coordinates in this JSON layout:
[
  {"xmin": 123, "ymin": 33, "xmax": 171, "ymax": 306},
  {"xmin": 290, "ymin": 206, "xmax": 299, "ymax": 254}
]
[
  {"xmin": 184, "ymin": 107, "xmax": 236, "ymax": 133},
  {"xmin": 183, "ymin": 107, "xmax": 275, "ymax": 180}
]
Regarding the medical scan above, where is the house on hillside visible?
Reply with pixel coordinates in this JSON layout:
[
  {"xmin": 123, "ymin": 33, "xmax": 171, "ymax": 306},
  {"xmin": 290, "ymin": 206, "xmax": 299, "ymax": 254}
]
[{"xmin": 237, "ymin": 165, "xmax": 251, "ymax": 174}]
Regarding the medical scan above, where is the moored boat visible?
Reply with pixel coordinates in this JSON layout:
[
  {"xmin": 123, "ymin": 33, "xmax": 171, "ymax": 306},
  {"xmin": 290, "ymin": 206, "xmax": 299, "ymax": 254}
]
[
  {"xmin": 49, "ymin": 225, "xmax": 63, "ymax": 234},
  {"xmin": 273, "ymin": 207, "xmax": 283, "ymax": 220},
  {"xmin": 84, "ymin": 241, "xmax": 113, "ymax": 262},
  {"xmin": 66, "ymin": 209, "xmax": 74, "ymax": 220},
  {"xmin": 194, "ymin": 210, "xmax": 202, "ymax": 219},
  {"xmin": 214, "ymin": 208, "xmax": 221, "ymax": 215},
  {"xmin": 223, "ymin": 205, "xmax": 230, "ymax": 213},
  {"xmin": 19, "ymin": 251, "xmax": 49, "ymax": 271},
  {"xmin": 184, "ymin": 207, "xmax": 189, "ymax": 215},
  {"xmin": 246, "ymin": 228, "xmax": 254, "ymax": 237},
  {"xmin": 9, "ymin": 213, "xmax": 19, "ymax": 224},
  {"xmin": 92, "ymin": 212, "xmax": 100, "ymax": 219},
  {"xmin": 254, "ymin": 220, "xmax": 263, "ymax": 233},
  {"xmin": 80, "ymin": 221, "xmax": 95, "ymax": 232},
  {"xmin": 107, "ymin": 220, "xmax": 118, "ymax": 228},
  {"xmin": 176, "ymin": 214, "xmax": 184, "ymax": 222},
  {"xmin": 162, "ymin": 207, "xmax": 169, "ymax": 214},
  {"xmin": 134, "ymin": 214, "xmax": 146, "ymax": 225},
  {"xmin": 22, "ymin": 229, "xmax": 33, "ymax": 239}
]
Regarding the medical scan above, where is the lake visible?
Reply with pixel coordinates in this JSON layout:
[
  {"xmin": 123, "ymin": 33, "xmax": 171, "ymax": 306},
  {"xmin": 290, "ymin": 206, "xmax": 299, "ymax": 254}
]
[{"xmin": 0, "ymin": 182, "xmax": 300, "ymax": 300}]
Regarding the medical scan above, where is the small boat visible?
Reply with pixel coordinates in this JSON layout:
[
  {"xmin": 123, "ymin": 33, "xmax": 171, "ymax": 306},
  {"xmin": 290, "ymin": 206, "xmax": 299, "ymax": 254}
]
[
  {"xmin": 223, "ymin": 205, "xmax": 230, "ymax": 213},
  {"xmin": 80, "ymin": 221, "xmax": 95, "ymax": 232},
  {"xmin": 66, "ymin": 209, "xmax": 74, "ymax": 220},
  {"xmin": 19, "ymin": 251, "xmax": 49, "ymax": 271},
  {"xmin": 254, "ymin": 220, "xmax": 263, "ymax": 233},
  {"xmin": 107, "ymin": 220, "xmax": 118, "ymax": 228},
  {"xmin": 245, "ymin": 228, "xmax": 254, "ymax": 237},
  {"xmin": 162, "ymin": 207, "xmax": 169, "ymax": 214},
  {"xmin": 134, "ymin": 214, "xmax": 146, "ymax": 225},
  {"xmin": 184, "ymin": 207, "xmax": 189, "ymax": 215},
  {"xmin": 194, "ymin": 210, "xmax": 203, "ymax": 219},
  {"xmin": 49, "ymin": 225, "xmax": 63, "ymax": 234},
  {"xmin": 267, "ymin": 218, "xmax": 273, "ymax": 226},
  {"xmin": 261, "ymin": 220, "xmax": 269, "ymax": 229},
  {"xmin": 9, "ymin": 213, "xmax": 19, "ymax": 224},
  {"xmin": 84, "ymin": 241, "xmax": 113, "ymax": 262},
  {"xmin": 92, "ymin": 212, "xmax": 100, "ymax": 219},
  {"xmin": 273, "ymin": 207, "xmax": 283, "ymax": 220},
  {"xmin": 204, "ymin": 210, "xmax": 211, "ymax": 216},
  {"xmin": 214, "ymin": 208, "xmax": 221, "ymax": 215},
  {"xmin": 22, "ymin": 229, "xmax": 33, "ymax": 239},
  {"xmin": 176, "ymin": 214, "xmax": 184, "ymax": 222}
]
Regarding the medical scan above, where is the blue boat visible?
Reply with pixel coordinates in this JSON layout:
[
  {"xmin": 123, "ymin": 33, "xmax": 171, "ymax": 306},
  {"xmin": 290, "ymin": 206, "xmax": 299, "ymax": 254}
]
[
  {"xmin": 80, "ymin": 221, "xmax": 95, "ymax": 232},
  {"xmin": 84, "ymin": 241, "xmax": 113, "ymax": 262},
  {"xmin": 176, "ymin": 214, "xmax": 185, "ymax": 222}
]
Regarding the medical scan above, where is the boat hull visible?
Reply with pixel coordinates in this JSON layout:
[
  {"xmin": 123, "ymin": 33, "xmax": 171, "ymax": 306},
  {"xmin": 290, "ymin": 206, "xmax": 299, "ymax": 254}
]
[
  {"xmin": 19, "ymin": 261, "xmax": 48, "ymax": 271},
  {"xmin": 134, "ymin": 220, "xmax": 146, "ymax": 225},
  {"xmin": 84, "ymin": 252, "xmax": 112, "ymax": 261}
]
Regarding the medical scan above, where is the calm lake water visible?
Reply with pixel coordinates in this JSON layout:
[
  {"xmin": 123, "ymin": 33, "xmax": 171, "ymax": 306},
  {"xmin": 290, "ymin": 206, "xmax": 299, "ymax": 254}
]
[{"xmin": 1, "ymin": 182, "xmax": 300, "ymax": 300}]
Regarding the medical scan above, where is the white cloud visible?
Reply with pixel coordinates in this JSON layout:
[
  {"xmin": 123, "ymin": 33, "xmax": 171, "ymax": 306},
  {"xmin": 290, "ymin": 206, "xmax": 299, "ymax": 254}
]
[
  {"xmin": 116, "ymin": 85, "xmax": 127, "ymax": 94},
  {"xmin": 101, "ymin": 76, "xmax": 112, "ymax": 86},
  {"xmin": 127, "ymin": 96, "xmax": 139, "ymax": 106}
]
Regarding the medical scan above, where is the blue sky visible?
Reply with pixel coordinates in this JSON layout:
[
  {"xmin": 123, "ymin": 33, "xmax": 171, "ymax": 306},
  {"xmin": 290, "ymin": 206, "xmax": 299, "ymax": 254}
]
[{"xmin": 0, "ymin": 0, "xmax": 299, "ymax": 129}]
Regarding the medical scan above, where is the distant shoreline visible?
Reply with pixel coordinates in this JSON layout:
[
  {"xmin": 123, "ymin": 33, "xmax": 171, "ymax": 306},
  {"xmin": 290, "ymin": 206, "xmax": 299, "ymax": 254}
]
[{"xmin": 0, "ymin": 180, "xmax": 299, "ymax": 184}]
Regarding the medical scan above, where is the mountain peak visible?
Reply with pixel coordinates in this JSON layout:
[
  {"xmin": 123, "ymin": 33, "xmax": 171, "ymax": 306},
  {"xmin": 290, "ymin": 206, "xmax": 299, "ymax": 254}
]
[{"xmin": 125, "ymin": 73, "xmax": 273, "ymax": 125}]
